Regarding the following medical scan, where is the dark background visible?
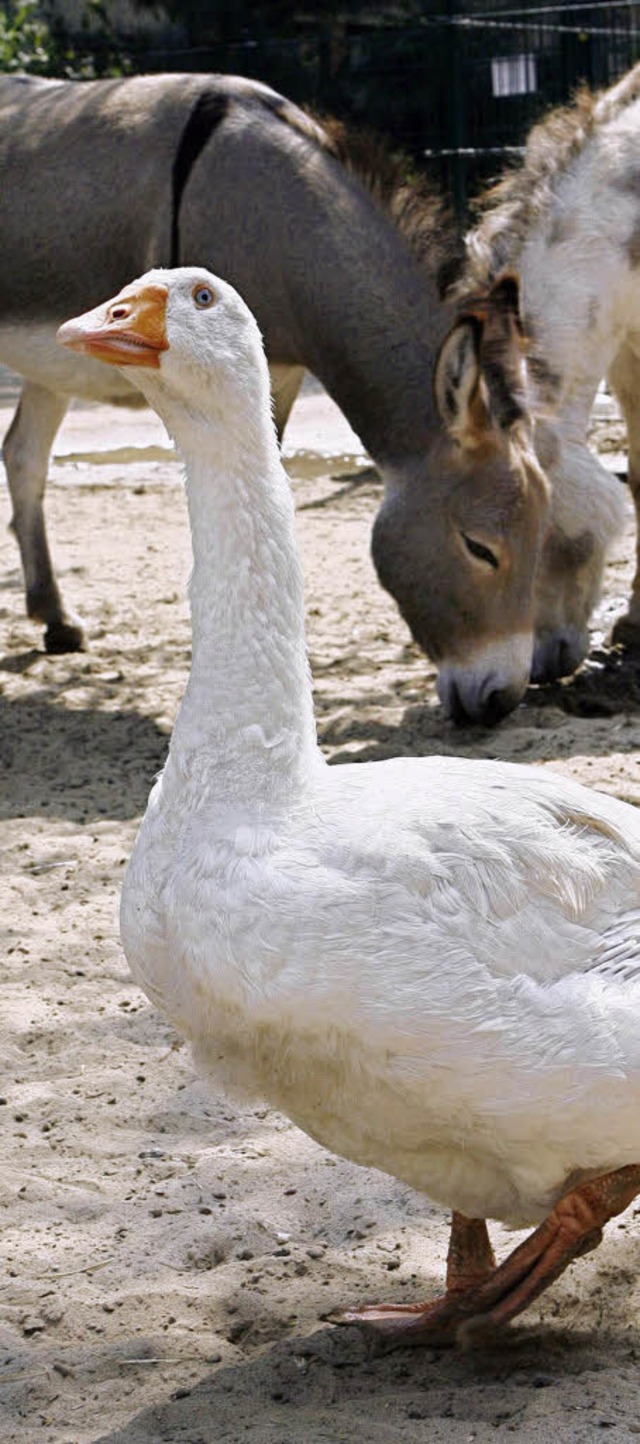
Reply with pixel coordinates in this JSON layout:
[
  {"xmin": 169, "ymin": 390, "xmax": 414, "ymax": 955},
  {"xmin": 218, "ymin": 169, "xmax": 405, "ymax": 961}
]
[{"xmin": 14, "ymin": 1, "xmax": 640, "ymax": 219}]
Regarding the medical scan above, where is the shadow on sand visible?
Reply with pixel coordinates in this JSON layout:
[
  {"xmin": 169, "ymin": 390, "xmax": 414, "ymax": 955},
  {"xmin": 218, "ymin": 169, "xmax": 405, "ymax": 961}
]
[
  {"xmin": 0, "ymin": 660, "xmax": 169, "ymax": 824},
  {"xmin": 85, "ymin": 1301, "xmax": 640, "ymax": 1444}
]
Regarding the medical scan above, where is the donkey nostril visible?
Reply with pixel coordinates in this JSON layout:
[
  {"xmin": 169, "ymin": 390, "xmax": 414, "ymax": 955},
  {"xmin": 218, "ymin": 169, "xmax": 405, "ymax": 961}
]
[
  {"xmin": 447, "ymin": 683, "xmax": 468, "ymax": 726},
  {"xmin": 111, "ymin": 304, "xmax": 129, "ymax": 320},
  {"xmin": 446, "ymin": 681, "xmax": 490, "ymax": 728},
  {"xmin": 478, "ymin": 686, "xmax": 515, "ymax": 726},
  {"xmin": 440, "ymin": 671, "xmax": 523, "ymax": 727},
  {"xmin": 532, "ymin": 633, "xmax": 582, "ymax": 683},
  {"xmin": 439, "ymin": 677, "xmax": 467, "ymax": 725},
  {"xmin": 555, "ymin": 638, "xmax": 575, "ymax": 678}
]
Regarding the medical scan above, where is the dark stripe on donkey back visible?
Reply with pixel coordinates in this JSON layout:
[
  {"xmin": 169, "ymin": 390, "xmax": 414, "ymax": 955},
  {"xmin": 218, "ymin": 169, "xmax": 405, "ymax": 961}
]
[{"xmin": 171, "ymin": 90, "xmax": 230, "ymax": 267}]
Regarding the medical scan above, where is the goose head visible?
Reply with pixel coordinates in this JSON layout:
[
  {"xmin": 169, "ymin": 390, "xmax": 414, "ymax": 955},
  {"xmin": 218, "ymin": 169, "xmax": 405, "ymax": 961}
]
[{"xmin": 57, "ymin": 267, "xmax": 273, "ymax": 448}]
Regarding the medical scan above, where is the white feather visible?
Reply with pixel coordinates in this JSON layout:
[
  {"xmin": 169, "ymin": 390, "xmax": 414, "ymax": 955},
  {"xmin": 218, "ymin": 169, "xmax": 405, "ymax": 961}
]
[{"xmin": 68, "ymin": 266, "xmax": 640, "ymax": 1233}]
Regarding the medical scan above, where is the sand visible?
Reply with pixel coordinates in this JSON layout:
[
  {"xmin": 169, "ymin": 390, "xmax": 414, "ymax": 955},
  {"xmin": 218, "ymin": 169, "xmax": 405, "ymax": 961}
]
[{"xmin": 2, "ymin": 376, "xmax": 640, "ymax": 1444}]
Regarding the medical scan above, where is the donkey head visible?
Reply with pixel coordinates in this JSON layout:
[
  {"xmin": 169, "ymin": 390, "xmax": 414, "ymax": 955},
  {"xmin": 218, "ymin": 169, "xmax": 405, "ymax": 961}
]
[{"xmin": 372, "ymin": 275, "xmax": 550, "ymax": 725}]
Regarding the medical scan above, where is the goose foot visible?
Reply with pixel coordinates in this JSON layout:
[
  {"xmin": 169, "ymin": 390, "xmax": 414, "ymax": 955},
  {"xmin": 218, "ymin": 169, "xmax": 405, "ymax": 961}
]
[
  {"xmin": 330, "ymin": 1165, "xmax": 640, "ymax": 1350},
  {"xmin": 329, "ymin": 1211, "xmax": 495, "ymax": 1348}
]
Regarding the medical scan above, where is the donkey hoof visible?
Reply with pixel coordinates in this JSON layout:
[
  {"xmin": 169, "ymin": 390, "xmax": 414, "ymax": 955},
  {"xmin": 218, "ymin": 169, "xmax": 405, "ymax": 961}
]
[
  {"xmin": 611, "ymin": 613, "xmax": 640, "ymax": 654},
  {"xmin": 44, "ymin": 619, "xmax": 86, "ymax": 654}
]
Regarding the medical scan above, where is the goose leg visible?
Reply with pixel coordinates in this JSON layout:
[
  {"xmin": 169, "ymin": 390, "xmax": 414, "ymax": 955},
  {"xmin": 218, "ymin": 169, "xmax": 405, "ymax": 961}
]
[
  {"xmin": 331, "ymin": 1165, "xmax": 640, "ymax": 1349},
  {"xmin": 446, "ymin": 1212, "xmax": 496, "ymax": 1292},
  {"xmin": 329, "ymin": 1210, "xmax": 496, "ymax": 1344}
]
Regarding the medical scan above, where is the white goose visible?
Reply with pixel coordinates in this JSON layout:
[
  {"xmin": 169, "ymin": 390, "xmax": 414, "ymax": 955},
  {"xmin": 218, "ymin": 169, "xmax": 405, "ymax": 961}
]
[{"xmin": 58, "ymin": 268, "xmax": 640, "ymax": 1347}]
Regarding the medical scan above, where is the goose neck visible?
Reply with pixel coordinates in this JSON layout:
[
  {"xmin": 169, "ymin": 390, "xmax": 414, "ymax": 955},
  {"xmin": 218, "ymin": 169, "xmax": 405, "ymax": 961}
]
[{"xmin": 167, "ymin": 435, "xmax": 319, "ymax": 810}]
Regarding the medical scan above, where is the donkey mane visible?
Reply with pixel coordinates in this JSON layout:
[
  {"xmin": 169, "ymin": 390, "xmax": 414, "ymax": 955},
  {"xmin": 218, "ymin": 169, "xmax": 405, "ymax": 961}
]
[
  {"xmin": 318, "ymin": 115, "xmax": 456, "ymax": 275},
  {"xmin": 173, "ymin": 80, "xmax": 456, "ymax": 282},
  {"xmin": 254, "ymin": 83, "xmax": 454, "ymax": 272},
  {"xmin": 455, "ymin": 61, "xmax": 640, "ymax": 296}
]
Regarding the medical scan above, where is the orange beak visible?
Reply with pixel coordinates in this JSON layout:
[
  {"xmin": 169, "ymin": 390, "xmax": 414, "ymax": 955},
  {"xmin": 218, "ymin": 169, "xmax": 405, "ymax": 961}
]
[{"xmin": 57, "ymin": 282, "xmax": 169, "ymax": 368}]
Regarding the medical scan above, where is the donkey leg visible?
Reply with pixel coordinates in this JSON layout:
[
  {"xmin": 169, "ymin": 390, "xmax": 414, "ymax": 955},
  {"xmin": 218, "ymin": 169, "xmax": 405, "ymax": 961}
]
[
  {"xmin": 269, "ymin": 364, "xmax": 305, "ymax": 444},
  {"xmin": 3, "ymin": 380, "xmax": 85, "ymax": 653},
  {"xmin": 608, "ymin": 343, "xmax": 640, "ymax": 649}
]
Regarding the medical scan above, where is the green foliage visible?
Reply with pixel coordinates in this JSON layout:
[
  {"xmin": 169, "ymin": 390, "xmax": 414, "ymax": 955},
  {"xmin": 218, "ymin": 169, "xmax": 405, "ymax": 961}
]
[
  {"xmin": 0, "ymin": 1, "xmax": 52, "ymax": 72},
  {"xmin": 0, "ymin": 0, "xmax": 132, "ymax": 77}
]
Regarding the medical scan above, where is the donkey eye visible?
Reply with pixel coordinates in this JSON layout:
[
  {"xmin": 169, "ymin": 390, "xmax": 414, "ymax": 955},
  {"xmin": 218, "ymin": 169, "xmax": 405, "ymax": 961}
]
[
  {"xmin": 193, "ymin": 284, "xmax": 215, "ymax": 309},
  {"xmin": 461, "ymin": 533, "xmax": 500, "ymax": 569}
]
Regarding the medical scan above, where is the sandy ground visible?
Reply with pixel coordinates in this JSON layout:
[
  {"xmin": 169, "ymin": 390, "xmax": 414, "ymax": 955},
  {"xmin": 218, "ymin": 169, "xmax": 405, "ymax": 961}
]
[{"xmin": 2, "ymin": 374, "xmax": 640, "ymax": 1444}]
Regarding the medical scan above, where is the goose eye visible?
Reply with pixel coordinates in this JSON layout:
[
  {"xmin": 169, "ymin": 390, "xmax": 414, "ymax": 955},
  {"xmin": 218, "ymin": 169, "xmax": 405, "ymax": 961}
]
[
  {"xmin": 193, "ymin": 284, "xmax": 215, "ymax": 309},
  {"xmin": 461, "ymin": 533, "xmax": 500, "ymax": 569}
]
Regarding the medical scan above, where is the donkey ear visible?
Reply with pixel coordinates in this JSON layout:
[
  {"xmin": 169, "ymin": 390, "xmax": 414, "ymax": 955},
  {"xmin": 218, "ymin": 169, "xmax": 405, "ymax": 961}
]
[
  {"xmin": 479, "ymin": 272, "xmax": 530, "ymax": 432},
  {"xmin": 433, "ymin": 315, "xmax": 483, "ymax": 441},
  {"xmin": 488, "ymin": 272, "xmax": 521, "ymax": 326},
  {"xmin": 435, "ymin": 272, "xmax": 531, "ymax": 448}
]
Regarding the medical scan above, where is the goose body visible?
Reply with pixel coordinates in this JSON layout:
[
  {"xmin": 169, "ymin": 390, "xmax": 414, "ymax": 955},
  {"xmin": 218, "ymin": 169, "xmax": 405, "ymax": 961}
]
[
  {"xmin": 59, "ymin": 268, "xmax": 640, "ymax": 1343},
  {"xmin": 125, "ymin": 751, "xmax": 640, "ymax": 1228}
]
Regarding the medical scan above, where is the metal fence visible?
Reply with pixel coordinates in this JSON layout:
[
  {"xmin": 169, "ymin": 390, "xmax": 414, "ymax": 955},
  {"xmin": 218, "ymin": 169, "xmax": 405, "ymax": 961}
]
[{"xmin": 105, "ymin": 3, "xmax": 640, "ymax": 223}]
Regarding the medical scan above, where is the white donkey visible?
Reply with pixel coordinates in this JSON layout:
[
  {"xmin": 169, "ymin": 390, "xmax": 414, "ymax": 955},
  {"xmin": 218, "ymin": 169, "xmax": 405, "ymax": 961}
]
[
  {"xmin": 458, "ymin": 62, "xmax": 640, "ymax": 683},
  {"xmin": 0, "ymin": 71, "xmax": 548, "ymax": 724}
]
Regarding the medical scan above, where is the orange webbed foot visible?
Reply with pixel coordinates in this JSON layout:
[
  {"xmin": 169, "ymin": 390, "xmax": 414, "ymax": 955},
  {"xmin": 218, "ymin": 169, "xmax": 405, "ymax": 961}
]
[{"xmin": 330, "ymin": 1166, "xmax": 640, "ymax": 1350}]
